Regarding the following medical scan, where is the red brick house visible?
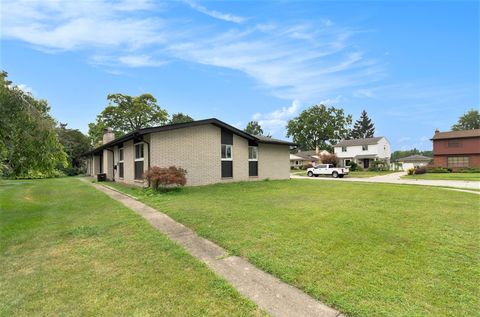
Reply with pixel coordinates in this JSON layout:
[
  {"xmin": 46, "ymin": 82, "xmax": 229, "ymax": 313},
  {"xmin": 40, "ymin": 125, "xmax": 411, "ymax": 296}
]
[{"xmin": 431, "ymin": 129, "xmax": 480, "ymax": 170}]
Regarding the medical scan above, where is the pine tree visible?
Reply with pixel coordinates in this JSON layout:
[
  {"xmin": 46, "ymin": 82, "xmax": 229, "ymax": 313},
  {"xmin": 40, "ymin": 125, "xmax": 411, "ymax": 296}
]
[{"xmin": 350, "ymin": 110, "xmax": 375, "ymax": 139}]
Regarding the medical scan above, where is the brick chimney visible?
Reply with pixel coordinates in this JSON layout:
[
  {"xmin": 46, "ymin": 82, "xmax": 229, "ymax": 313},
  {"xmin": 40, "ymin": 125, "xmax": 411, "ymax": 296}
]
[
  {"xmin": 102, "ymin": 127, "xmax": 115, "ymax": 144},
  {"xmin": 434, "ymin": 128, "xmax": 440, "ymax": 134}
]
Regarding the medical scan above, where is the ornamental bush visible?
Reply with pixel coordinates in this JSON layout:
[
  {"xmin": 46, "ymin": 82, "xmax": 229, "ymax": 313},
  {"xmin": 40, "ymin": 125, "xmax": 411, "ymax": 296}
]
[
  {"xmin": 144, "ymin": 166, "xmax": 187, "ymax": 191},
  {"xmin": 320, "ymin": 153, "xmax": 337, "ymax": 166},
  {"xmin": 427, "ymin": 167, "xmax": 450, "ymax": 173},
  {"xmin": 414, "ymin": 167, "xmax": 427, "ymax": 174}
]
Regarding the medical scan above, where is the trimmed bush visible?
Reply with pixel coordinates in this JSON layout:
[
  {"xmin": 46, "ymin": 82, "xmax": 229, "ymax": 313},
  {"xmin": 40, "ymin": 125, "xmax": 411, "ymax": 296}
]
[
  {"xmin": 414, "ymin": 167, "xmax": 427, "ymax": 174},
  {"xmin": 346, "ymin": 161, "xmax": 359, "ymax": 171},
  {"xmin": 407, "ymin": 168, "xmax": 415, "ymax": 175},
  {"xmin": 458, "ymin": 167, "xmax": 480, "ymax": 173},
  {"xmin": 144, "ymin": 166, "xmax": 187, "ymax": 191},
  {"xmin": 427, "ymin": 167, "xmax": 450, "ymax": 173},
  {"xmin": 368, "ymin": 160, "xmax": 389, "ymax": 171}
]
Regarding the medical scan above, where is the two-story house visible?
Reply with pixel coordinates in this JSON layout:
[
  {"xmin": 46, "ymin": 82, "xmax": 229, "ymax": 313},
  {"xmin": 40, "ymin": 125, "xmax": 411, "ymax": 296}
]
[
  {"xmin": 334, "ymin": 137, "xmax": 391, "ymax": 168},
  {"xmin": 431, "ymin": 129, "xmax": 480, "ymax": 171}
]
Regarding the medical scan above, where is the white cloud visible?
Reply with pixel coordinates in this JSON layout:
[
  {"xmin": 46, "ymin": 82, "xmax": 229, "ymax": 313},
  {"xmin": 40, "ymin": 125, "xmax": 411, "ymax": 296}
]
[
  {"xmin": 117, "ymin": 55, "xmax": 168, "ymax": 67},
  {"xmin": 252, "ymin": 99, "xmax": 301, "ymax": 136},
  {"xmin": 319, "ymin": 95, "xmax": 343, "ymax": 105},
  {"xmin": 1, "ymin": 0, "xmax": 383, "ymax": 101},
  {"xmin": 187, "ymin": 1, "xmax": 245, "ymax": 24}
]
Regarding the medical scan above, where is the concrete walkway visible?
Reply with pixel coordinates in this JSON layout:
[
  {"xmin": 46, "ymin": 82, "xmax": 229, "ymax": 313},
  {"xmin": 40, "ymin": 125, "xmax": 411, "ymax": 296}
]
[
  {"xmin": 291, "ymin": 172, "xmax": 480, "ymax": 191},
  {"xmin": 81, "ymin": 179, "xmax": 344, "ymax": 317}
]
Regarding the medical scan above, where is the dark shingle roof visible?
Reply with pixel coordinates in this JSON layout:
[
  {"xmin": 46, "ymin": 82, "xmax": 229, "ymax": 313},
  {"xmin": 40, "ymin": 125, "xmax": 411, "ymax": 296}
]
[
  {"xmin": 85, "ymin": 118, "xmax": 296, "ymax": 155},
  {"xmin": 335, "ymin": 137, "xmax": 383, "ymax": 147},
  {"xmin": 397, "ymin": 155, "xmax": 432, "ymax": 162},
  {"xmin": 431, "ymin": 129, "xmax": 480, "ymax": 140}
]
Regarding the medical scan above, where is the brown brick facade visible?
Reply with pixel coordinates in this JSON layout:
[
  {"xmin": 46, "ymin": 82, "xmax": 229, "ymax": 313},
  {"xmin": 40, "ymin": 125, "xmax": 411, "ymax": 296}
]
[{"xmin": 431, "ymin": 129, "xmax": 480, "ymax": 171}]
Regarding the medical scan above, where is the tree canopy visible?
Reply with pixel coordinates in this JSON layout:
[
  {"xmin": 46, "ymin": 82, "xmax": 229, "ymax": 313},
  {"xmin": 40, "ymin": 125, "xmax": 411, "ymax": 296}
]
[
  {"xmin": 350, "ymin": 110, "xmax": 375, "ymax": 139},
  {"xmin": 390, "ymin": 149, "xmax": 433, "ymax": 161},
  {"xmin": 169, "ymin": 112, "xmax": 194, "ymax": 124},
  {"xmin": 244, "ymin": 121, "xmax": 264, "ymax": 135},
  {"xmin": 88, "ymin": 93, "xmax": 168, "ymax": 146},
  {"xmin": 286, "ymin": 104, "xmax": 352, "ymax": 152},
  {"xmin": 0, "ymin": 71, "xmax": 68, "ymax": 178},
  {"xmin": 451, "ymin": 109, "xmax": 480, "ymax": 131},
  {"xmin": 57, "ymin": 123, "xmax": 91, "ymax": 174}
]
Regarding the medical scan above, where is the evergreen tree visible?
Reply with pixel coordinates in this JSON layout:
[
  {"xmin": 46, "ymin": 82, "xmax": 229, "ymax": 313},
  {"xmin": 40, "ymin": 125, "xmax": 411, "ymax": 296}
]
[{"xmin": 350, "ymin": 110, "xmax": 375, "ymax": 139}]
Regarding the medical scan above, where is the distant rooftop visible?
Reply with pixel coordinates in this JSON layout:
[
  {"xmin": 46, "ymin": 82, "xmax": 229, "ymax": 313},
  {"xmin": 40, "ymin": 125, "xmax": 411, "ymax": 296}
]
[
  {"xmin": 397, "ymin": 155, "xmax": 432, "ymax": 162},
  {"xmin": 335, "ymin": 137, "xmax": 383, "ymax": 147},
  {"xmin": 431, "ymin": 129, "xmax": 480, "ymax": 140}
]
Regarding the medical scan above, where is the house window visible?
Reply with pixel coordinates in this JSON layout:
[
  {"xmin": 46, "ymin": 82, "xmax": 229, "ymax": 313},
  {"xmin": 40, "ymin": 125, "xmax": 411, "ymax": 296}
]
[
  {"xmin": 447, "ymin": 140, "xmax": 460, "ymax": 148},
  {"xmin": 362, "ymin": 145, "xmax": 368, "ymax": 151},
  {"xmin": 221, "ymin": 144, "xmax": 233, "ymax": 161},
  {"xmin": 447, "ymin": 156, "xmax": 469, "ymax": 168},
  {"xmin": 118, "ymin": 148, "xmax": 124, "ymax": 178},
  {"xmin": 248, "ymin": 146, "xmax": 258, "ymax": 161},
  {"xmin": 134, "ymin": 143, "xmax": 144, "ymax": 180},
  {"xmin": 342, "ymin": 146, "xmax": 347, "ymax": 152},
  {"xmin": 248, "ymin": 146, "xmax": 258, "ymax": 177},
  {"xmin": 344, "ymin": 159, "xmax": 351, "ymax": 166}
]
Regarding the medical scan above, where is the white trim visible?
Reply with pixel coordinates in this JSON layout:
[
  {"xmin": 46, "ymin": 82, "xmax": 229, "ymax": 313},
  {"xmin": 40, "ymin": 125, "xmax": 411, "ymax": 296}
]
[
  {"xmin": 248, "ymin": 146, "xmax": 258, "ymax": 161},
  {"xmin": 134, "ymin": 142, "xmax": 144, "ymax": 161},
  {"xmin": 221, "ymin": 144, "xmax": 233, "ymax": 161}
]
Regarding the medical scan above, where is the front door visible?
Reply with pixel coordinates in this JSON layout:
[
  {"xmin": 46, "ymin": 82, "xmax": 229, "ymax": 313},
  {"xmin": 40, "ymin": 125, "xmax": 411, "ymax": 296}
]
[{"xmin": 363, "ymin": 159, "xmax": 370, "ymax": 169}]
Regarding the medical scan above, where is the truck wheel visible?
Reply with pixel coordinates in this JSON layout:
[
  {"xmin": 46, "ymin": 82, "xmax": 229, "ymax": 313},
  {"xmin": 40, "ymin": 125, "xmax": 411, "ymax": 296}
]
[
  {"xmin": 314, "ymin": 174, "xmax": 319, "ymax": 177},
  {"xmin": 307, "ymin": 171, "xmax": 314, "ymax": 177},
  {"xmin": 332, "ymin": 171, "xmax": 339, "ymax": 178}
]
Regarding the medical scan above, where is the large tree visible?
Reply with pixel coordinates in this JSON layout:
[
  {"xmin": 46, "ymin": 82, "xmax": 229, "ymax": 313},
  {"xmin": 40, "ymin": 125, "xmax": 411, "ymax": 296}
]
[
  {"xmin": 169, "ymin": 112, "xmax": 194, "ymax": 124},
  {"xmin": 350, "ymin": 110, "xmax": 375, "ymax": 139},
  {"xmin": 0, "ymin": 71, "xmax": 68, "ymax": 178},
  {"xmin": 286, "ymin": 104, "xmax": 352, "ymax": 152},
  {"xmin": 244, "ymin": 121, "xmax": 264, "ymax": 135},
  {"xmin": 88, "ymin": 93, "xmax": 168, "ymax": 146},
  {"xmin": 57, "ymin": 123, "xmax": 91, "ymax": 174},
  {"xmin": 451, "ymin": 109, "xmax": 480, "ymax": 130}
]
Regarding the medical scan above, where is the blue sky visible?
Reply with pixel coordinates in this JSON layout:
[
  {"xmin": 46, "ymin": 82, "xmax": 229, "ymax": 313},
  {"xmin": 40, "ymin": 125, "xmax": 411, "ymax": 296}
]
[{"xmin": 1, "ymin": 0, "xmax": 478, "ymax": 150}]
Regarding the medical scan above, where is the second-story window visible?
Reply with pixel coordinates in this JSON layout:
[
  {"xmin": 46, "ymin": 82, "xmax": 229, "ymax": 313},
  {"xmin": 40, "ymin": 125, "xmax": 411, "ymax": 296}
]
[
  {"xmin": 134, "ymin": 143, "xmax": 144, "ymax": 180},
  {"xmin": 362, "ymin": 145, "xmax": 368, "ymax": 151},
  {"xmin": 447, "ymin": 140, "xmax": 460, "ymax": 148},
  {"xmin": 342, "ymin": 146, "xmax": 347, "ymax": 152}
]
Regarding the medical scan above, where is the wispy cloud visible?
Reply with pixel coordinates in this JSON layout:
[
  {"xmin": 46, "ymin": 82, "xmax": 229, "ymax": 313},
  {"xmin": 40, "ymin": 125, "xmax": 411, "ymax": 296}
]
[
  {"xmin": 252, "ymin": 100, "xmax": 301, "ymax": 135},
  {"xmin": 1, "ymin": 0, "xmax": 383, "ymax": 100},
  {"xmin": 186, "ymin": 1, "xmax": 246, "ymax": 24}
]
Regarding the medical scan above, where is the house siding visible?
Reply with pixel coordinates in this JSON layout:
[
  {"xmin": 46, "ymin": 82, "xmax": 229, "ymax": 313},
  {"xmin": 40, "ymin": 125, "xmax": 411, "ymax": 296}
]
[
  {"xmin": 258, "ymin": 143, "xmax": 290, "ymax": 180},
  {"xmin": 432, "ymin": 136, "xmax": 480, "ymax": 170},
  {"xmin": 88, "ymin": 122, "xmax": 291, "ymax": 186}
]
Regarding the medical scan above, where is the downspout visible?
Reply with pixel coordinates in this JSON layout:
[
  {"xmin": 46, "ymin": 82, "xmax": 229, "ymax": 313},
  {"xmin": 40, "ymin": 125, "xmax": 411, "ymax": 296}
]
[
  {"xmin": 142, "ymin": 137, "xmax": 151, "ymax": 187},
  {"xmin": 106, "ymin": 148, "xmax": 115, "ymax": 182}
]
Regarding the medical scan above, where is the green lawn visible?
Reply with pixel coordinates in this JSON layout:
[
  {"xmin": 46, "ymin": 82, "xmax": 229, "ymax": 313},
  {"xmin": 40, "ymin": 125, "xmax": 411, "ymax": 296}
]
[
  {"xmin": 402, "ymin": 172, "xmax": 480, "ymax": 181},
  {"xmin": 291, "ymin": 170, "xmax": 396, "ymax": 178},
  {"xmin": 0, "ymin": 178, "xmax": 262, "ymax": 316},
  {"xmin": 109, "ymin": 179, "xmax": 480, "ymax": 317}
]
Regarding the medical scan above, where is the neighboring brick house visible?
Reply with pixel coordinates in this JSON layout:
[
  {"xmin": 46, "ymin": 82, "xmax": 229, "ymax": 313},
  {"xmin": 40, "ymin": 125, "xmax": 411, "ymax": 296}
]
[
  {"xmin": 431, "ymin": 129, "xmax": 480, "ymax": 171},
  {"xmin": 85, "ymin": 118, "xmax": 295, "ymax": 186}
]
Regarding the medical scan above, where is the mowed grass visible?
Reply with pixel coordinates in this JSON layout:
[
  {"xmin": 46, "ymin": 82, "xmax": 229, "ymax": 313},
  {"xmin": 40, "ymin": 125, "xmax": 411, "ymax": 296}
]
[
  {"xmin": 402, "ymin": 172, "xmax": 480, "ymax": 181},
  {"xmin": 0, "ymin": 178, "xmax": 263, "ymax": 317},
  {"xmin": 109, "ymin": 179, "xmax": 480, "ymax": 317}
]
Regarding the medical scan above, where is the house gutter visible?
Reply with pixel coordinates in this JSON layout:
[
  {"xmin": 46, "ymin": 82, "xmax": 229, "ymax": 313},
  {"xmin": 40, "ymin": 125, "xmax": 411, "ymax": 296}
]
[
  {"xmin": 142, "ymin": 137, "xmax": 151, "ymax": 187},
  {"xmin": 105, "ymin": 148, "xmax": 115, "ymax": 182}
]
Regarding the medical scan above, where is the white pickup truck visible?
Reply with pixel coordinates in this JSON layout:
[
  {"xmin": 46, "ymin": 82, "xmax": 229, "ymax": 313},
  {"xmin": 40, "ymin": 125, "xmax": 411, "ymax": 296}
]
[{"xmin": 306, "ymin": 164, "xmax": 349, "ymax": 178}]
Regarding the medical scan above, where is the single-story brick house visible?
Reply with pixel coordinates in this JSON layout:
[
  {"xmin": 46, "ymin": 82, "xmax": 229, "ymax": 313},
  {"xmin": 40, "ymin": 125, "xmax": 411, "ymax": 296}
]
[{"xmin": 85, "ymin": 118, "xmax": 295, "ymax": 186}]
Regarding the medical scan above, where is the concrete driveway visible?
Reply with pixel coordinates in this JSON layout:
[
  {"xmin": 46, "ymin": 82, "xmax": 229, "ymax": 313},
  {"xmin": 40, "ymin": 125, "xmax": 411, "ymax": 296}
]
[{"xmin": 291, "ymin": 171, "xmax": 480, "ymax": 190}]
